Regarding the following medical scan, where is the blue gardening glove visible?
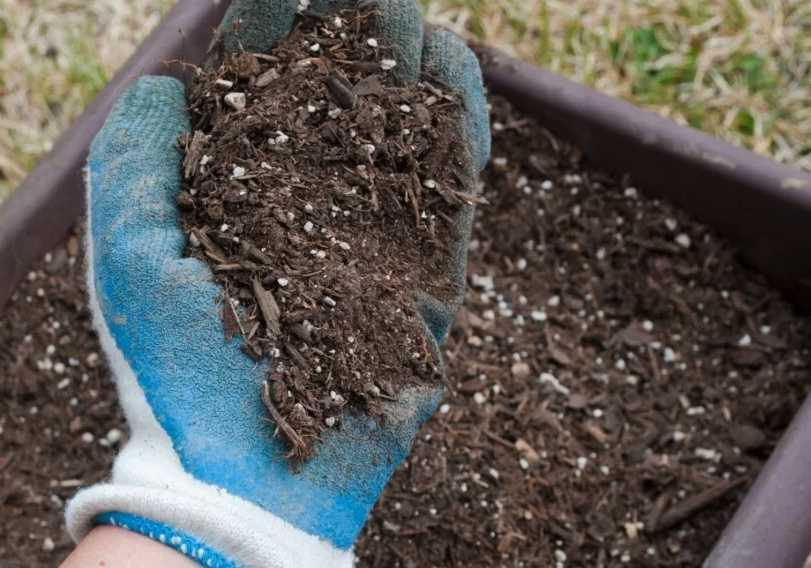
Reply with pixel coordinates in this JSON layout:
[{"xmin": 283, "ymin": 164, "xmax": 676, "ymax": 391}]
[{"xmin": 66, "ymin": 2, "xmax": 490, "ymax": 567}]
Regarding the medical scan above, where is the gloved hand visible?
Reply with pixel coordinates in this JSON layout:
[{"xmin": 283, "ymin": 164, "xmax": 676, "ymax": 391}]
[{"xmin": 66, "ymin": 1, "xmax": 490, "ymax": 567}]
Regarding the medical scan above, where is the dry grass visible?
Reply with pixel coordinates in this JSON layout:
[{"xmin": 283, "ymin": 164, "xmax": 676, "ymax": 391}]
[
  {"xmin": 0, "ymin": 0, "xmax": 171, "ymax": 196},
  {"xmin": 427, "ymin": 0, "xmax": 811, "ymax": 169},
  {"xmin": 1, "ymin": 0, "xmax": 809, "ymax": 200}
]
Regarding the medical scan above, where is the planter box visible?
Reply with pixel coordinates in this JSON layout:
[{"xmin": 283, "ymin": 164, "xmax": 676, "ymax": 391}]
[{"xmin": 2, "ymin": 2, "xmax": 811, "ymax": 566}]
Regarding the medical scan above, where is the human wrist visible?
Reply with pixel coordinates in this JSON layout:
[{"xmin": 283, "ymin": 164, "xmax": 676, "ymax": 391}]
[
  {"xmin": 61, "ymin": 526, "xmax": 200, "ymax": 568},
  {"xmin": 67, "ymin": 482, "xmax": 354, "ymax": 568}
]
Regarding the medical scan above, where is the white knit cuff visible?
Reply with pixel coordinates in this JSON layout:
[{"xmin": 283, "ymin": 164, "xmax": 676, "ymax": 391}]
[{"xmin": 67, "ymin": 483, "xmax": 354, "ymax": 568}]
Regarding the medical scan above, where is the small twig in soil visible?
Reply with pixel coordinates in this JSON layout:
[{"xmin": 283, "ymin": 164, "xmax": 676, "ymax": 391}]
[
  {"xmin": 645, "ymin": 487, "xmax": 676, "ymax": 532},
  {"xmin": 261, "ymin": 382, "xmax": 308, "ymax": 460},
  {"xmin": 214, "ymin": 263, "xmax": 255, "ymax": 272},
  {"xmin": 183, "ymin": 130, "xmax": 207, "ymax": 180},
  {"xmin": 451, "ymin": 189, "xmax": 489, "ymax": 206},
  {"xmin": 241, "ymin": 240, "xmax": 274, "ymax": 265},
  {"xmin": 251, "ymin": 52, "xmax": 281, "ymax": 63},
  {"xmin": 481, "ymin": 429, "xmax": 515, "ymax": 450},
  {"xmin": 404, "ymin": 176, "xmax": 421, "ymax": 228},
  {"xmin": 193, "ymin": 229, "xmax": 228, "ymax": 264},
  {"xmin": 420, "ymin": 80, "xmax": 451, "ymax": 100},
  {"xmin": 650, "ymin": 477, "xmax": 748, "ymax": 533},
  {"xmin": 159, "ymin": 59, "xmax": 202, "ymax": 77},
  {"xmin": 284, "ymin": 342, "xmax": 309, "ymax": 369},
  {"xmin": 647, "ymin": 343, "xmax": 662, "ymax": 383}
]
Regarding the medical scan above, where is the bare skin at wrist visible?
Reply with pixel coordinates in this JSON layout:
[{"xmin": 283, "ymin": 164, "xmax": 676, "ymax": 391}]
[{"xmin": 61, "ymin": 527, "xmax": 199, "ymax": 568}]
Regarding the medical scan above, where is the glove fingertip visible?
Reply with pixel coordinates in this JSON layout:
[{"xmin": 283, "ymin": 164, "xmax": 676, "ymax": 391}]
[
  {"xmin": 90, "ymin": 76, "xmax": 189, "ymax": 165},
  {"xmin": 371, "ymin": 0, "xmax": 424, "ymax": 85},
  {"xmin": 308, "ymin": 0, "xmax": 357, "ymax": 14},
  {"xmin": 218, "ymin": 0, "xmax": 299, "ymax": 57},
  {"xmin": 106, "ymin": 75, "xmax": 187, "ymax": 124},
  {"xmin": 422, "ymin": 29, "xmax": 491, "ymax": 172}
]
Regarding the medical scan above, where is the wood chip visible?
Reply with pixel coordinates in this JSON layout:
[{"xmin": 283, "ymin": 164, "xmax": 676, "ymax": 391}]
[
  {"xmin": 515, "ymin": 438, "xmax": 540, "ymax": 462},
  {"xmin": 221, "ymin": 299, "xmax": 244, "ymax": 341},
  {"xmin": 193, "ymin": 229, "xmax": 228, "ymax": 264},
  {"xmin": 242, "ymin": 343, "xmax": 264, "ymax": 362},
  {"xmin": 326, "ymin": 73, "xmax": 357, "ymax": 110},
  {"xmin": 252, "ymin": 277, "xmax": 281, "ymax": 339},
  {"xmin": 241, "ymin": 240, "xmax": 274, "ymax": 265},
  {"xmin": 288, "ymin": 323, "xmax": 312, "ymax": 343},
  {"xmin": 176, "ymin": 191, "xmax": 195, "ymax": 211},
  {"xmin": 183, "ymin": 131, "xmax": 207, "ymax": 180},
  {"xmin": 284, "ymin": 309, "xmax": 316, "ymax": 324},
  {"xmin": 284, "ymin": 341, "xmax": 308, "ymax": 369},
  {"xmin": 255, "ymin": 68, "xmax": 280, "ymax": 88},
  {"xmin": 581, "ymin": 422, "xmax": 608, "ymax": 444},
  {"xmin": 353, "ymin": 75, "xmax": 384, "ymax": 97}
]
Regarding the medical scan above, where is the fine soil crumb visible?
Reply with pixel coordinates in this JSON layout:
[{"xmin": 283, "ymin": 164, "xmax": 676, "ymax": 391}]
[
  {"xmin": 3, "ymin": 98, "xmax": 811, "ymax": 568},
  {"xmin": 180, "ymin": 9, "xmax": 471, "ymax": 461}
]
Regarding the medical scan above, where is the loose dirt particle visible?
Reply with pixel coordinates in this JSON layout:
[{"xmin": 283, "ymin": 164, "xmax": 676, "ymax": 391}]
[
  {"xmin": 729, "ymin": 424, "xmax": 767, "ymax": 452},
  {"xmin": 181, "ymin": 9, "xmax": 469, "ymax": 462}
]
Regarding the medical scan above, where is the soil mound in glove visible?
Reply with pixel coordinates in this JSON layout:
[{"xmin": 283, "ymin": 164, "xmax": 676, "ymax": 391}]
[{"xmin": 180, "ymin": 8, "xmax": 470, "ymax": 462}]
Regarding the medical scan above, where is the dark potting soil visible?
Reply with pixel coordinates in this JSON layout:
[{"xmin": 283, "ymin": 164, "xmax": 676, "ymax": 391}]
[
  {"xmin": 355, "ymin": 98, "xmax": 811, "ymax": 567},
  {"xmin": 180, "ymin": 9, "xmax": 470, "ymax": 461},
  {"xmin": 2, "ymin": 97, "xmax": 810, "ymax": 567},
  {"xmin": 0, "ymin": 230, "xmax": 122, "ymax": 567}
]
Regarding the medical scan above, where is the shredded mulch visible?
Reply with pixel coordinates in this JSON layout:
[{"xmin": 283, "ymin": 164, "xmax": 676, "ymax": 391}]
[
  {"xmin": 180, "ymin": 8, "xmax": 471, "ymax": 462},
  {"xmin": 2, "ymin": 97, "xmax": 810, "ymax": 566}
]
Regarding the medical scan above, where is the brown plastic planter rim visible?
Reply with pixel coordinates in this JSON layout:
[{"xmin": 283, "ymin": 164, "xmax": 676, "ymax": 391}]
[{"xmin": 2, "ymin": 2, "xmax": 811, "ymax": 567}]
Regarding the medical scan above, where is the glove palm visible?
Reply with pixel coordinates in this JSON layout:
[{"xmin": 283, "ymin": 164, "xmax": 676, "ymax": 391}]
[{"xmin": 67, "ymin": 2, "xmax": 489, "ymax": 567}]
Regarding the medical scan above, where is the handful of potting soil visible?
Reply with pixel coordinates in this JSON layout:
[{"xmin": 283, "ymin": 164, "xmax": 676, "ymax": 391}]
[{"xmin": 180, "ymin": 7, "xmax": 475, "ymax": 462}]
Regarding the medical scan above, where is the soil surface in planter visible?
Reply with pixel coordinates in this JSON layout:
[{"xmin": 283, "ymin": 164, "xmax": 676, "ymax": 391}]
[
  {"xmin": 180, "ymin": 8, "xmax": 468, "ymax": 461},
  {"xmin": 2, "ymin": 97, "xmax": 810, "ymax": 567}
]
